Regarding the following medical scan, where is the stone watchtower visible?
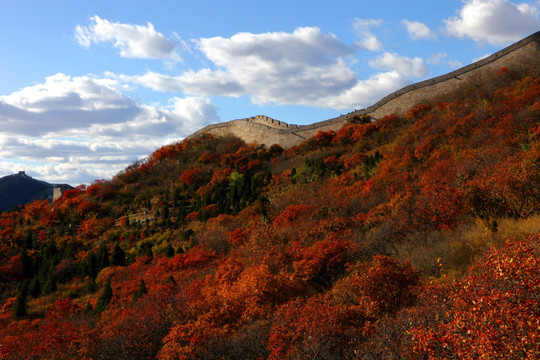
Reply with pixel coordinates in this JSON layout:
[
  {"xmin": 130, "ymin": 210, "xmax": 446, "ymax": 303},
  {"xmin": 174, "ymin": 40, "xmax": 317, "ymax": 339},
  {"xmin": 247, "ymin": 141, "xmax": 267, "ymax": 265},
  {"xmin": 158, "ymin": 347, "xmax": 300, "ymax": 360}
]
[{"xmin": 52, "ymin": 187, "xmax": 62, "ymax": 202}]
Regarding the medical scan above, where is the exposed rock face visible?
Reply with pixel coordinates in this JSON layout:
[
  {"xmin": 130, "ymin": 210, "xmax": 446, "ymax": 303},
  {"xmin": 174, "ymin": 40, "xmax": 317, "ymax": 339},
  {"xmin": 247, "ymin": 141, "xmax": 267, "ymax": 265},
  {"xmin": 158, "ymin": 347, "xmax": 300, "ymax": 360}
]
[{"xmin": 187, "ymin": 31, "xmax": 540, "ymax": 148}]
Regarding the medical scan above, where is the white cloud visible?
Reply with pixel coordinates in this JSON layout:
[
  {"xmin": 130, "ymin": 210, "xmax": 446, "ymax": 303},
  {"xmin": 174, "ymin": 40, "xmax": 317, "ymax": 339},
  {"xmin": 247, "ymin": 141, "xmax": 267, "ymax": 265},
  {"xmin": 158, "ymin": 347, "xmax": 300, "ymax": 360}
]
[
  {"xmin": 159, "ymin": 97, "xmax": 220, "ymax": 135},
  {"xmin": 197, "ymin": 27, "xmax": 357, "ymax": 106},
  {"xmin": 444, "ymin": 0, "xmax": 540, "ymax": 45},
  {"xmin": 369, "ymin": 53, "xmax": 428, "ymax": 78},
  {"xmin": 0, "ymin": 74, "xmax": 219, "ymax": 184},
  {"xmin": 113, "ymin": 27, "xmax": 432, "ymax": 111},
  {"xmin": 427, "ymin": 53, "xmax": 447, "ymax": 65},
  {"xmin": 1, "ymin": 73, "xmax": 131, "ymax": 113},
  {"xmin": 321, "ymin": 52, "xmax": 430, "ymax": 109},
  {"xmin": 0, "ymin": 74, "xmax": 141, "ymax": 136},
  {"xmin": 447, "ymin": 60, "xmax": 464, "ymax": 68},
  {"xmin": 324, "ymin": 71, "xmax": 410, "ymax": 109},
  {"xmin": 353, "ymin": 19, "xmax": 383, "ymax": 51},
  {"xmin": 402, "ymin": 20, "xmax": 436, "ymax": 40},
  {"xmin": 75, "ymin": 15, "xmax": 181, "ymax": 61},
  {"xmin": 427, "ymin": 53, "xmax": 463, "ymax": 68},
  {"xmin": 118, "ymin": 69, "xmax": 244, "ymax": 96},
  {"xmin": 122, "ymin": 27, "xmax": 358, "ymax": 107}
]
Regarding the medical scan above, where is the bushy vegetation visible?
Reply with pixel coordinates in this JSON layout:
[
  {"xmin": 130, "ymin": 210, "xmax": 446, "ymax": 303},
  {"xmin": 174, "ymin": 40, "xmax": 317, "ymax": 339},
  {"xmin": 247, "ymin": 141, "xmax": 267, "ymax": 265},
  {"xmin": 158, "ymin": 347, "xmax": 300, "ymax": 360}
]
[{"xmin": 0, "ymin": 64, "xmax": 539, "ymax": 359}]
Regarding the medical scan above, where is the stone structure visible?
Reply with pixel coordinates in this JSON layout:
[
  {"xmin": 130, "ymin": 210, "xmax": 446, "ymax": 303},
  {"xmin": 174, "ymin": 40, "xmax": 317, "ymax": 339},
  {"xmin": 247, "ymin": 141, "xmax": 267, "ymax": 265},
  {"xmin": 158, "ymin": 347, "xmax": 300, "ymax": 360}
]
[
  {"xmin": 187, "ymin": 31, "xmax": 540, "ymax": 148},
  {"xmin": 52, "ymin": 187, "xmax": 63, "ymax": 202}
]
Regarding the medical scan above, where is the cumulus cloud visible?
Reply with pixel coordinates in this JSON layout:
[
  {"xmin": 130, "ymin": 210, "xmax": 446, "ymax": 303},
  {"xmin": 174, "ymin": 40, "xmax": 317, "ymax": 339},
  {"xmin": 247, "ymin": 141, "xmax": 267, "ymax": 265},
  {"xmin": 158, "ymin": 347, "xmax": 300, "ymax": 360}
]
[
  {"xmin": 324, "ymin": 71, "xmax": 410, "ymax": 109},
  {"xmin": 197, "ymin": 27, "xmax": 357, "ymax": 105},
  {"xmin": 402, "ymin": 20, "xmax": 436, "ymax": 40},
  {"xmin": 353, "ymin": 19, "xmax": 383, "ymax": 51},
  {"xmin": 122, "ymin": 27, "xmax": 358, "ymax": 107},
  {"xmin": 75, "ymin": 15, "xmax": 181, "ymax": 61},
  {"xmin": 0, "ymin": 73, "xmax": 141, "ymax": 136},
  {"xmin": 113, "ymin": 26, "xmax": 432, "ymax": 111},
  {"xmin": 0, "ymin": 74, "xmax": 219, "ymax": 184},
  {"xmin": 1, "ymin": 73, "xmax": 132, "ymax": 113},
  {"xmin": 117, "ymin": 69, "xmax": 244, "ymax": 96},
  {"xmin": 444, "ymin": 0, "xmax": 540, "ymax": 45},
  {"xmin": 369, "ymin": 53, "xmax": 428, "ymax": 78},
  {"xmin": 321, "ymin": 53, "xmax": 429, "ymax": 109}
]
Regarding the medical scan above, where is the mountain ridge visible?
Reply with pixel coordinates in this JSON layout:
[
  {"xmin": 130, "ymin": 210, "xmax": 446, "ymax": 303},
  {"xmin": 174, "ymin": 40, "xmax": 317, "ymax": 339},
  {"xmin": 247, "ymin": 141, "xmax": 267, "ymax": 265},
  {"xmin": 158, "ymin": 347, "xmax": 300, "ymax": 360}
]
[{"xmin": 0, "ymin": 171, "xmax": 72, "ymax": 212}]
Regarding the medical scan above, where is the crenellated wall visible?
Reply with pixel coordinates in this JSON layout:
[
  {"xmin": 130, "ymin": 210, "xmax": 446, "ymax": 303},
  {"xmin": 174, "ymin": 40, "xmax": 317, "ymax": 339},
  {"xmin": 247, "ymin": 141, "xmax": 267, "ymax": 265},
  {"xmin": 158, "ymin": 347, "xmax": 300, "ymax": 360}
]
[{"xmin": 186, "ymin": 31, "xmax": 540, "ymax": 148}]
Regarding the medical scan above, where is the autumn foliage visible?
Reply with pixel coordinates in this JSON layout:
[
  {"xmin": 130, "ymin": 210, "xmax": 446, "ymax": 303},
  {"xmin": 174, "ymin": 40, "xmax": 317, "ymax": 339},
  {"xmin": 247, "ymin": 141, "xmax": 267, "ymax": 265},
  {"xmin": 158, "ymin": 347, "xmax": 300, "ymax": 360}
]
[{"xmin": 0, "ymin": 64, "xmax": 539, "ymax": 359}]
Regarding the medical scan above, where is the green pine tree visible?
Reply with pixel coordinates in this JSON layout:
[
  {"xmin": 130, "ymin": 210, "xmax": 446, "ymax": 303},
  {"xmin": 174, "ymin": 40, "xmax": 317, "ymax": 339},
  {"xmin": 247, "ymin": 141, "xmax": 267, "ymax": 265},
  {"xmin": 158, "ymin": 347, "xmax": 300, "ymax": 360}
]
[
  {"xmin": 165, "ymin": 243, "xmax": 175, "ymax": 258},
  {"xmin": 20, "ymin": 249, "xmax": 33, "ymax": 278},
  {"xmin": 96, "ymin": 243, "xmax": 110, "ymax": 270},
  {"xmin": 86, "ymin": 277, "xmax": 97, "ymax": 293},
  {"xmin": 110, "ymin": 242, "xmax": 126, "ymax": 266},
  {"xmin": 43, "ymin": 273, "xmax": 57, "ymax": 294},
  {"xmin": 95, "ymin": 277, "xmax": 113, "ymax": 313},
  {"xmin": 85, "ymin": 250, "xmax": 98, "ymax": 278},
  {"xmin": 13, "ymin": 294, "xmax": 27, "ymax": 318},
  {"xmin": 138, "ymin": 240, "xmax": 153, "ymax": 258},
  {"xmin": 29, "ymin": 277, "xmax": 41, "ymax": 298}
]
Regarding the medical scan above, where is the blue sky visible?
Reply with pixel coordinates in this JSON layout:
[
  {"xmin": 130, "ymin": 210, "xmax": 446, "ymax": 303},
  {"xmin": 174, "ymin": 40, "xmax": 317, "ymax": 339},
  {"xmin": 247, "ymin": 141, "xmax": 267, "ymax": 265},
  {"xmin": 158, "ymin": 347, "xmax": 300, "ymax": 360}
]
[{"xmin": 1, "ymin": 0, "xmax": 539, "ymax": 185}]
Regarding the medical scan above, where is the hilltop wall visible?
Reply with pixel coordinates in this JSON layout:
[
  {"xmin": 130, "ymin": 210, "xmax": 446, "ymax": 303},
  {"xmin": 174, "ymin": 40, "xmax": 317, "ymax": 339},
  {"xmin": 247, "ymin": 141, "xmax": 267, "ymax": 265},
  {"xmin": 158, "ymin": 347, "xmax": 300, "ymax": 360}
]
[{"xmin": 186, "ymin": 31, "xmax": 540, "ymax": 148}]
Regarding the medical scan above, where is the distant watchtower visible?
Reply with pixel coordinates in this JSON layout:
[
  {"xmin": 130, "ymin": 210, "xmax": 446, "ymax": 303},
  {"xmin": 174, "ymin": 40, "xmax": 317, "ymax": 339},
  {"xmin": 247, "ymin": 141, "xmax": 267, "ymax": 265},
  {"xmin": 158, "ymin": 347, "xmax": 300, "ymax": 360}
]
[{"xmin": 52, "ymin": 187, "xmax": 62, "ymax": 201}]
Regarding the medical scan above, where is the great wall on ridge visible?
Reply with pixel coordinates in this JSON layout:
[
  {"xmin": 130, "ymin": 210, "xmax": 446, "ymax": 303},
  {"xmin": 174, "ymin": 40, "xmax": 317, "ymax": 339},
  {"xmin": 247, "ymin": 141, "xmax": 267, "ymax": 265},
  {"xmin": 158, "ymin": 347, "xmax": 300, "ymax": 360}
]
[{"xmin": 186, "ymin": 30, "xmax": 540, "ymax": 148}]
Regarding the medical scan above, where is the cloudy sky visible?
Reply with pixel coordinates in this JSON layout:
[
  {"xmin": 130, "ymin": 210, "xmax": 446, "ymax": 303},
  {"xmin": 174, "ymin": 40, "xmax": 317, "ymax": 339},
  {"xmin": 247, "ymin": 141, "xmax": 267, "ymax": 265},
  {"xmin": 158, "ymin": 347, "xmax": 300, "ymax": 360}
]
[{"xmin": 1, "ymin": 0, "xmax": 539, "ymax": 185}]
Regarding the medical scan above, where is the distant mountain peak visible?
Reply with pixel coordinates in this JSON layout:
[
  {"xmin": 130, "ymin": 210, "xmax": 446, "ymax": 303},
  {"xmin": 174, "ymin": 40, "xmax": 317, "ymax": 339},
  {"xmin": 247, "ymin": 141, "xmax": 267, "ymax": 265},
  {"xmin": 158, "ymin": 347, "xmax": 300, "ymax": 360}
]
[{"xmin": 0, "ymin": 172, "xmax": 73, "ymax": 212}]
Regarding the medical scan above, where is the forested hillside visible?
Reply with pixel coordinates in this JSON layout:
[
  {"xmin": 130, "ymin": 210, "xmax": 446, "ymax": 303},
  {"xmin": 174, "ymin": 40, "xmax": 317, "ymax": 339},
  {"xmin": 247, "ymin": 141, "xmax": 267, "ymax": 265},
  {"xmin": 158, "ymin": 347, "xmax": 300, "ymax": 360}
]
[{"xmin": 0, "ymin": 62, "xmax": 539, "ymax": 359}]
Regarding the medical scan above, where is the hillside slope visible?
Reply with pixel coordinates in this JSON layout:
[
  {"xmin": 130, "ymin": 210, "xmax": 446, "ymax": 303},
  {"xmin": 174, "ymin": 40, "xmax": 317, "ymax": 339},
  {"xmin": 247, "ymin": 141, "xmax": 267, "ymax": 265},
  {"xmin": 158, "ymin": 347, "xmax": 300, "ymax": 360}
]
[{"xmin": 0, "ymin": 44, "xmax": 539, "ymax": 359}]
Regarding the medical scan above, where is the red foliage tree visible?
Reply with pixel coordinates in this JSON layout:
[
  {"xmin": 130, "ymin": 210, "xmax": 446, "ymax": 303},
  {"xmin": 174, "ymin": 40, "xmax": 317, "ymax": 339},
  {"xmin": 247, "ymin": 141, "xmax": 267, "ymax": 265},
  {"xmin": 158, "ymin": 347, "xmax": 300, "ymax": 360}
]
[
  {"xmin": 184, "ymin": 211, "xmax": 200, "ymax": 223},
  {"xmin": 0, "ymin": 255, "xmax": 23, "ymax": 282},
  {"xmin": 411, "ymin": 234, "xmax": 540, "ymax": 359},
  {"xmin": 406, "ymin": 103, "xmax": 431, "ymax": 120},
  {"xmin": 289, "ymin": 238, "xmax": 357, "ymax": 290},
  {"xmin": 268, "ymin": 295, "xmax": 366, "ymax": 360},
  {"xmin": 273, "ymin": 204, "xmax": 312, "ymax": 227},
  {"xmin": 23, "ymin": 199, "xmax": 51, "ymax": 222},
  {"xmin": 344, "ymin": 255, "xmax": 421, "ymax": 314}
]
